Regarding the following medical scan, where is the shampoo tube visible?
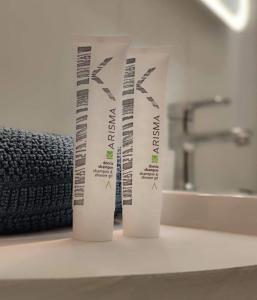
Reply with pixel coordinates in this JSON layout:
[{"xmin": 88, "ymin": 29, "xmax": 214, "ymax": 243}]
[
  {"xmin": 72, "ymin": 36, "xmax": 130, "ymax": 241},
  {"xmin": 122, "ymin": 48, "xmax": 170, "ymax": 238}
]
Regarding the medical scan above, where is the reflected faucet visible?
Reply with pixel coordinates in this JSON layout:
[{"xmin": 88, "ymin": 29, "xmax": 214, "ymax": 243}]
[
  {"xmin": 188, "ymin": 127, "xmax": 252, "ymax": 146},
  {"xmin": 168, "ymin": 96, "xmax": 252, "ymax": 191}
]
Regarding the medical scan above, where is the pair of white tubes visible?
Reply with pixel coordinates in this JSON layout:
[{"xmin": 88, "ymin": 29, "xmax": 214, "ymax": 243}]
[{"xmin": 72, "ymin": 36, "xmax": 170, "ymax": 241}]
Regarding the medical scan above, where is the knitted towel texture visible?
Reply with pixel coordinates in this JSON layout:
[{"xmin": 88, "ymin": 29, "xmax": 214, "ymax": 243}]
[
  {"xmin": 0, "ymin": 128, "xmax": 122, "ymax": 234},
  {"xmin": 0, "ymin": 128, "xmax": 73, "ymax": 233}
]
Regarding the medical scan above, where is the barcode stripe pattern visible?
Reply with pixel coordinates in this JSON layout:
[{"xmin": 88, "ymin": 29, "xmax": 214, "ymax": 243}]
[
  {"xmin": 122, "ymin": 58, "xmax": 135, "ymax": 206},
  {"xmin": 73, "ymin": 46, "xmax": 91, "ymax": 206}
]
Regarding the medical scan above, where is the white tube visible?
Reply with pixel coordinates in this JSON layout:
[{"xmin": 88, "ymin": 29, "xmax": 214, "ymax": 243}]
[
  {"xmin": 72, "ymin": 36, "xmax": 130, "ymax": 242},
  {"xmin": 122, "ymin": 47, "xmax": 170, "ymax": 238}
]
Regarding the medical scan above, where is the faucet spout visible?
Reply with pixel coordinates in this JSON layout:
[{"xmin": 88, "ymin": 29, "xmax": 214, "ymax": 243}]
[
  {"xmin": 187, "ymin": 127, "xmax": 252, "ymax": 146},
  {"xmin": 186, "ymin": 95, "xmax": 231, "ymax": 112},
  {"xmin": 168, "ymin": 95, "xmax": 231, "ymax": 121}
]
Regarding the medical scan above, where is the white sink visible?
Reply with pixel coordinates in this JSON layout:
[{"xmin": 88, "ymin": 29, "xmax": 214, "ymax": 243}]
[{"xmin": 161, "ymin": 190, "xmax": 257, "ymax": 235}]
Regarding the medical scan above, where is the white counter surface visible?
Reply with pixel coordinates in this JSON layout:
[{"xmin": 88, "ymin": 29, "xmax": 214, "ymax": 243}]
[{"xmin": 1, "ymin": 225, "xmax": 257, "ymax": 299}]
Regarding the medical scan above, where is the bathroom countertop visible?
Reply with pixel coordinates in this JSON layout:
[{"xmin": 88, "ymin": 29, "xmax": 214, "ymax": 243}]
[{"xmin": 1, "ymin": 225, "xmax": 257, "ymax": 300}]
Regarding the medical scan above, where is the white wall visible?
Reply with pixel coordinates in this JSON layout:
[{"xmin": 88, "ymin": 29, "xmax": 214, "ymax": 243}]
[
  {"xmin": 0, "ymin": 0, "xmax": 228, "ymax": 132},
  {"xmin": 0, "ymin": 0, "xmax": 255, "ymax": 192}
]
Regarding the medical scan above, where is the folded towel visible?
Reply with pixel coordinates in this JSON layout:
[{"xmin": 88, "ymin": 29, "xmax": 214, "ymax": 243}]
[{"xmin": 0, "ymin": 128, "xmax": 121, "ymax": 234}]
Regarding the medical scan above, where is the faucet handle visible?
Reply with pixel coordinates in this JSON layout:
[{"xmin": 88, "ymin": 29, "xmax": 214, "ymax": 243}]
[{"xmin": 232, "ymin": 127, "xmax": 253, "ymax": 146}]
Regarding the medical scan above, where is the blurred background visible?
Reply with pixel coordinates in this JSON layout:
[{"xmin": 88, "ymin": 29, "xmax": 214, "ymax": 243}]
[{"xmin": 0, "ymin": 0, "xmax": 256, "ymax": 194}]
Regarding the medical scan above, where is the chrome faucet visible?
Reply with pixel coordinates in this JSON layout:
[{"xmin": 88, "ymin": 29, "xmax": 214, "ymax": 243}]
[
  {"xmin": 168, "ymin": 96, "xmax": 252, "ymax": 191},
  {"xmin": 187, "ymin": 127, "xmax": 252, "ymax": 146}
]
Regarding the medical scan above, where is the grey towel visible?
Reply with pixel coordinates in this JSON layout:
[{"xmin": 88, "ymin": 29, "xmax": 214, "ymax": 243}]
[{"xmin": 0, "ymin": 128, "xmax": 121, "ymax": 234}]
